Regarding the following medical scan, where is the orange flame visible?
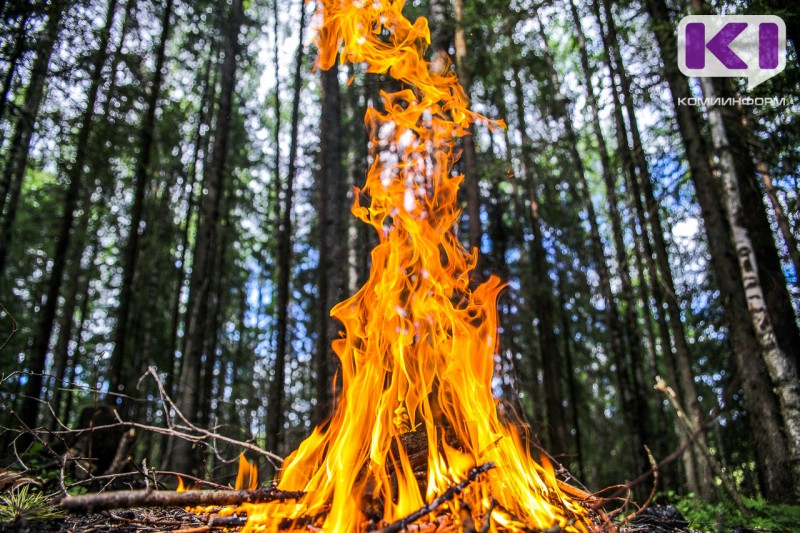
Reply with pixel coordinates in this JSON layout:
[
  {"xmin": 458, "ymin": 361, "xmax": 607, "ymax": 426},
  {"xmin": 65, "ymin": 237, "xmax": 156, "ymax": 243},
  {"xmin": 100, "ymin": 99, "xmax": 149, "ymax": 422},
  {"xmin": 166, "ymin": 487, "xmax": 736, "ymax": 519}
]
[
  {"xmin": 241, "ymin": 0, "xmax": 590, "ymax": 530},
  {"xmin": 236, "ymin": 454, "xmax": 259, "ymax": 491}
]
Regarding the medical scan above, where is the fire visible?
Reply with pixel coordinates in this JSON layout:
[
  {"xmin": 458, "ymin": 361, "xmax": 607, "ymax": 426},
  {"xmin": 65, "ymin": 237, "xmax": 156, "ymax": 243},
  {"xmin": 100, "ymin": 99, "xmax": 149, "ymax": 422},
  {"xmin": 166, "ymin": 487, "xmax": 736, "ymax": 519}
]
[{"xmin": 238, "ymin": 0, "xmax": 590, "ymax": 530}]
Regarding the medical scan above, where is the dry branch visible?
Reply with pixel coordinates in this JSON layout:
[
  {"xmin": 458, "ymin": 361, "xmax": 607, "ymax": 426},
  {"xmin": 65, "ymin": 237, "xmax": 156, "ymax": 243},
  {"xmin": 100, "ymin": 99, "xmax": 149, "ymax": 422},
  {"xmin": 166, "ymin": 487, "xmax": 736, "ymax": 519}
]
[
  {"xmin": 374, "ymin": 462, "xmax": 494, "ymax": 533},
  {"xmin": 170, "ymin": 515, "xmax": 248, "ymax": 533},
  {"xmin": 655, "ymin": 377, "xmax": 746, "ymax": 513},
  {"xmin": 61, "ymin": 486, "xmax": 304, "ymax": 512}
]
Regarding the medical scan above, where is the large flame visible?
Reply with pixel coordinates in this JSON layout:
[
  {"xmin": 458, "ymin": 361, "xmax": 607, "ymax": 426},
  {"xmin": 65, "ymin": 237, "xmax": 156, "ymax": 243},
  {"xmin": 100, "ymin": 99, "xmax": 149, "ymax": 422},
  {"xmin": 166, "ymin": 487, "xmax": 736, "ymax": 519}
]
[{"xmin": 241, "ymin": 1, "xmax": 590, "ymax": 530}]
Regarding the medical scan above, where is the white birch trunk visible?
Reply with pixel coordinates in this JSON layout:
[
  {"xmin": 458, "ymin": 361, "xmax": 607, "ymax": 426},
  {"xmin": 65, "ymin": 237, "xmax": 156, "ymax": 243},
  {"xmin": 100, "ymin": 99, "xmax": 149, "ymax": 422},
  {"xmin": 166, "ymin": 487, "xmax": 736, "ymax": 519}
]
[{"xmin": 699, "ymin": 77, "xmax": 800, "ymax": 489}]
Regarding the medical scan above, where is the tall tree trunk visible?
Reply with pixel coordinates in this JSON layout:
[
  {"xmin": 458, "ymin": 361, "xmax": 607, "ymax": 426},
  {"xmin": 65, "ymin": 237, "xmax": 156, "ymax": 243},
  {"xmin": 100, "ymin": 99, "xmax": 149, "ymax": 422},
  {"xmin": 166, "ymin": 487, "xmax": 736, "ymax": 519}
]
[
  {"xmin": 269, "ymin": 0, "xmax": 283, "ymax": 237},
  {"xmin": 0, "ymin": 0, "xmax": 66, "ymax": 276},
  {"xmin": 593, "ymin": 0, "xmax": 707, "ymax": 496},
  {"xmin": 166, "ymin": 52, "xmax": 218, "ymax": 398},
  {"xmin": 199, "ymin": 227, "xmax": 228, "ymax": 431},
  {"xmin": 698, "ymin": 75, "xmax": 800, "ymax": 492},
  {"xmin": 711, "ymin": 84, "xmax": 800, "ymax": 375},
  {"xmin": 106, "ymin": 0, "xmax": 173, "ymax": 401},
  {"xmin": 345, "ymin": 65, "xmax": 369, "ymax": 295},
  {"xmin": 266, "ymin": 0, "xmax": 307, "ymax": 465},
  {"xmin": 19, "ymin": 0, "xmax": 117, "ymax": 431},
  {"xmin": 452, "ymin": 0, "xmax": 481, "ymax": 254},
  {"xmin": 564, "ymin": 0, "xmax": 655, "ymax": 483},
  {"xmin": 511, "ymin": 72, "xmax": 568, "ymax": 458},
  {"xmin": 645, "ymin": 0, "xmax": 797, "ymax": 502},
  {"xmin": 556, "ymin": 274, "xmax": 585, "ymax": 480},
  {"xmin": 756, "ymin": 158, "xmax": 800, "ymax": 285},
  {"xmin": 531, "ymin": 9, "xmax": 649, "ymax": 480},
  {"xmin": 0, "ymin": 2, "xmax": 31, "ymax": 131},
  {"xmin": 315, "ymin": 62, "xmax": 345, "ymax": 423},
  {"xmin": 45, "ymin": 0, "xmax": 133, "ymax": 420},
  {"xmin": 47, "ymin": 228, "xmax": 100, "ymax": 431},
  {"xmin": 494, "ymin": 83, "xmax": 546, "ymax": 434},
  {"xmin": 171, "ymin": 0, "xmax": 243, "ymax": 476},
  {"xmin": 61, "ymin": 269, "xmax": 93, "ymax": 424}
]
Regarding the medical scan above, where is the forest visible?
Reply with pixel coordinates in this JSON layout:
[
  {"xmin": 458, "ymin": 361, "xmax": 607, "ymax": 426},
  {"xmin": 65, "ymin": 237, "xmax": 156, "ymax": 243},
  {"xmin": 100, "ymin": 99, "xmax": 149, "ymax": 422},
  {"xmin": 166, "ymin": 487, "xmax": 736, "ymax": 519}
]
[{"xmin": 0, "ymin": 0, "xmax": 799, "ymax": 530}]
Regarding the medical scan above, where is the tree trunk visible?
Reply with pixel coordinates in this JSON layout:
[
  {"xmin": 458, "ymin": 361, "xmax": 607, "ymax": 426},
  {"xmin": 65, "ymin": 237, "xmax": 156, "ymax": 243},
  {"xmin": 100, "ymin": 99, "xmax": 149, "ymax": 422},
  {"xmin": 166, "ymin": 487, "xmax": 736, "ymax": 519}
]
[
  {"xmin": 0, "ymin": 0, "xmax": 66, "ymax": 276},
  {"xmin": 711, "ymin": 84, "xmax": 800, "ymax": 375},
  {"xmin": 199, "ymin": 226, "xmax": 228, "ymax": 431},
  {"xmin": 645, "ymin": 0, "xmax": 797, "ymax": 502},
  {"xmin": 20, "ymin": 0, "xmax": 117, "ymax": 431},
  {"xmin": 106, "ymin": 0, "xmax": 173, "ymax": 401},
  {"xmin": 266, "ymin": 0, "xmax": 307, "ymax": 466},
  {"xmin": 171, "ymin": 0, "xmax": 243, "ymax": 476},
  {"xmin": 531, "ymin": 9, "xmax": 649, "ymax": 480},
  {"xmin": 698, "ymin": 75, "xmax": 800, "ymax": 493},
  {"xmin": 511, "ymin": 72, "xmax": 568, "ymax": 458},
  {"xmin": 315, "ymin": 62, "xmax": 346, "ymax": 423},
  {"xmin": 756, "ymin": 159, "xmax": 800, "ymax": 286},
  {"xmin": 594, "ymin": 0, "xmax": 709, "ymax": 496},
  {"xmin": 565, "ymin": 0, "xmax": 655, "ymax": 482},
  {"xmin": 47, "ymin": 226, "xmax": 100, "ymax": 431},
  {"xmin": 452, "ymin": 0, "xmax": 481, "ymax": 254},
  {"xmin": 44, "ymin": 0, "xmax": 134, "ymax": 419},
  {"xmin": 165, "ymin": 51, "xmax": 218, "ymax": 399},
  {"xmin": 556, "ymin": 274, "xmax": 585, "ymax": 481},
  {"xmin": 0, "ymin": 2, "xmax": 31, "ymax": 131}
]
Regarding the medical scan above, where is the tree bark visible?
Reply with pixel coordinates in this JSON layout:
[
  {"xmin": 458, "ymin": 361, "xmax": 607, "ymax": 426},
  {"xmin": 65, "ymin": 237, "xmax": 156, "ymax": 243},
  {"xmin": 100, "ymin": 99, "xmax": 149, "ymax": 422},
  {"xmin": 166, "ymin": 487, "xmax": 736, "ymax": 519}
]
[
  {"xmin": 531, "ymin": 8, "xmax": 649, "ymax": 479},
  {"xmin": 699, "ymin": 75, "xmax": 800, "ymax": 493},
  {"xmin": 106, "ymin": 0, "xmax": 174, "ymax": 401},
  {"xmin": 645, "ymin": 0, "xmax": 797, "ymax": 502},
  {"xmin": 20, "ymin": 0, "xmax": 117, "ymax": 431},
  {"xmin": 511, "ymin": 71, "xmax": 568, "ymax": 458},
  {"xmin": 266, "ymin": 0, "xmax": 307, "ymax": 465},
  {"xmin": 711, "ymin": 85, "xmax": 800, "ymax": 375},
  {"xmin": 0, "ymin": 0, "xmax": 66, "ymax": 276},
  {"xmin": 452, "ymin": 0, "xmax": 481, "ymax": 254},
  {"xmin": 315, "ymin": 62, "xmax": 346, "ymax": 423},
  {"xmin": 171, "ymin": 0, "xmax": 243, "ymax": 475}
]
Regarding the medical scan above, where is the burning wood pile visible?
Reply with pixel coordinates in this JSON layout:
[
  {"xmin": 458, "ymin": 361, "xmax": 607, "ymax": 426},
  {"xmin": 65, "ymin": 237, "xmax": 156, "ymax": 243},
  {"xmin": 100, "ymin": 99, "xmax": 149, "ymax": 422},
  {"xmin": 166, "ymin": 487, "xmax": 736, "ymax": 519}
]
[
  {"xmin": 217, "ymin": 0, "xmax": 591, "ymax": 530},
  {"xmin": 65, "ymin": 0, "xmax": 594, "ymax": 530}
]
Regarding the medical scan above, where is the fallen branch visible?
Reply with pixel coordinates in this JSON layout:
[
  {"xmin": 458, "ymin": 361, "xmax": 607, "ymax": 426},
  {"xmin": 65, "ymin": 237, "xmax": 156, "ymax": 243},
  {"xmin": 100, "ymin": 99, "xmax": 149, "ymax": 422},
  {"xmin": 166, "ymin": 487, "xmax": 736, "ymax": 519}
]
[
  {"xmin": 61, "ymin": 486, "xmax": 304, "ymax": 512},
  {"xmin": 171, "ymin": 515, "xmax": 248, "ymax": 533},
  {"xmin": 374, "ymin": 462, "xmax": 495, "ymax": 533}
]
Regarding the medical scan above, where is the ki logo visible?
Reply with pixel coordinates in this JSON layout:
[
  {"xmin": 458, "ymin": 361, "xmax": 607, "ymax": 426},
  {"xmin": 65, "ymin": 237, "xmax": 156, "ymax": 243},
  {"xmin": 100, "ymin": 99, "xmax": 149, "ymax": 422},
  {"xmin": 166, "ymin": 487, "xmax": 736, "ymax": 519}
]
[{"xmin": 678, "ymin": 15, "xmax": 786, "ymax": 89}]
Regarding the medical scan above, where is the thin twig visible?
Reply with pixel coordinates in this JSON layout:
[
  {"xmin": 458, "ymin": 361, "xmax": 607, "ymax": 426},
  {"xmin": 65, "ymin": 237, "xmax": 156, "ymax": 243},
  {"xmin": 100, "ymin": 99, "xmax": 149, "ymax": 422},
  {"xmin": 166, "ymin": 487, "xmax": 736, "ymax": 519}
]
[
  {"xmin": 64, "ymin": 470, "xmax": 228, "ymax": 492},
  {"xmin": 0, "ymin": 303, "xmax": 19, "ymax": 352},
  {"xmin": 374, "ymin": 462, "xmax": 495, "ymax": 533},
  {"xmin": 61, "ymin": 486, "xmax": 304, "ymax": 512},
  {"xmin": 618, "ymin": 446, "xmax": 658, "ymax": 527}
]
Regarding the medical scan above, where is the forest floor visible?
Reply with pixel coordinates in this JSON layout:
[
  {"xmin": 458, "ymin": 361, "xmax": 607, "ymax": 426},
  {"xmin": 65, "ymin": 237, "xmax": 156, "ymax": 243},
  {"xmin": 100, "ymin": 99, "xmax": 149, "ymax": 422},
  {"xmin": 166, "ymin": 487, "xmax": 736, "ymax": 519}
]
[
  {"xmin": 0, "ymin": 506, "xmax": 244, "ymax": 532},
  {"xmin": 0, "ymin": 505, "xmax": 702, "ymax": 533}
]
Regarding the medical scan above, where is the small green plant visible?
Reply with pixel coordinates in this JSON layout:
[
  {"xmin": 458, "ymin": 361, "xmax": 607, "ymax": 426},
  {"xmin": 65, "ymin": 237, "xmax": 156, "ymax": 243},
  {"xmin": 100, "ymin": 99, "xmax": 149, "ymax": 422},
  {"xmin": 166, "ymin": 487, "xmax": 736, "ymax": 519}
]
[
  {"xmin": 671, "ymin": 492, "xmax": 800, "ymax": 532},
  {"xmin": 0, "ymin": 484, "xmax": 65, "ymax": 524}
]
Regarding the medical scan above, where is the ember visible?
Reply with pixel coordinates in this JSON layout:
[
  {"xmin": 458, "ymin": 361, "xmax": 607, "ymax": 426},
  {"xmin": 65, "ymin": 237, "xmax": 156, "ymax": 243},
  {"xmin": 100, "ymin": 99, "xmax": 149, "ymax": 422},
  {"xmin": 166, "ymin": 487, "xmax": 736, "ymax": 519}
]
[{"xmin": 230, "ymin": 1, "xmax": 589, "ymax": 530}]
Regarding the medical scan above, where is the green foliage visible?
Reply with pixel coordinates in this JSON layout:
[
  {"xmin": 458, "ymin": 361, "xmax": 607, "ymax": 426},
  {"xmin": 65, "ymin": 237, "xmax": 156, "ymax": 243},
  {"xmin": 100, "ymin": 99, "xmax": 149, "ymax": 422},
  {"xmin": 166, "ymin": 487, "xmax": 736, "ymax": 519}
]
[
  {"xmin": 671, "ymin": 493, "xmax": 800, "ymax": 532},
  {"xmin": 0, "ymin": 485, "xmax": 65, "ymax": 525}
]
